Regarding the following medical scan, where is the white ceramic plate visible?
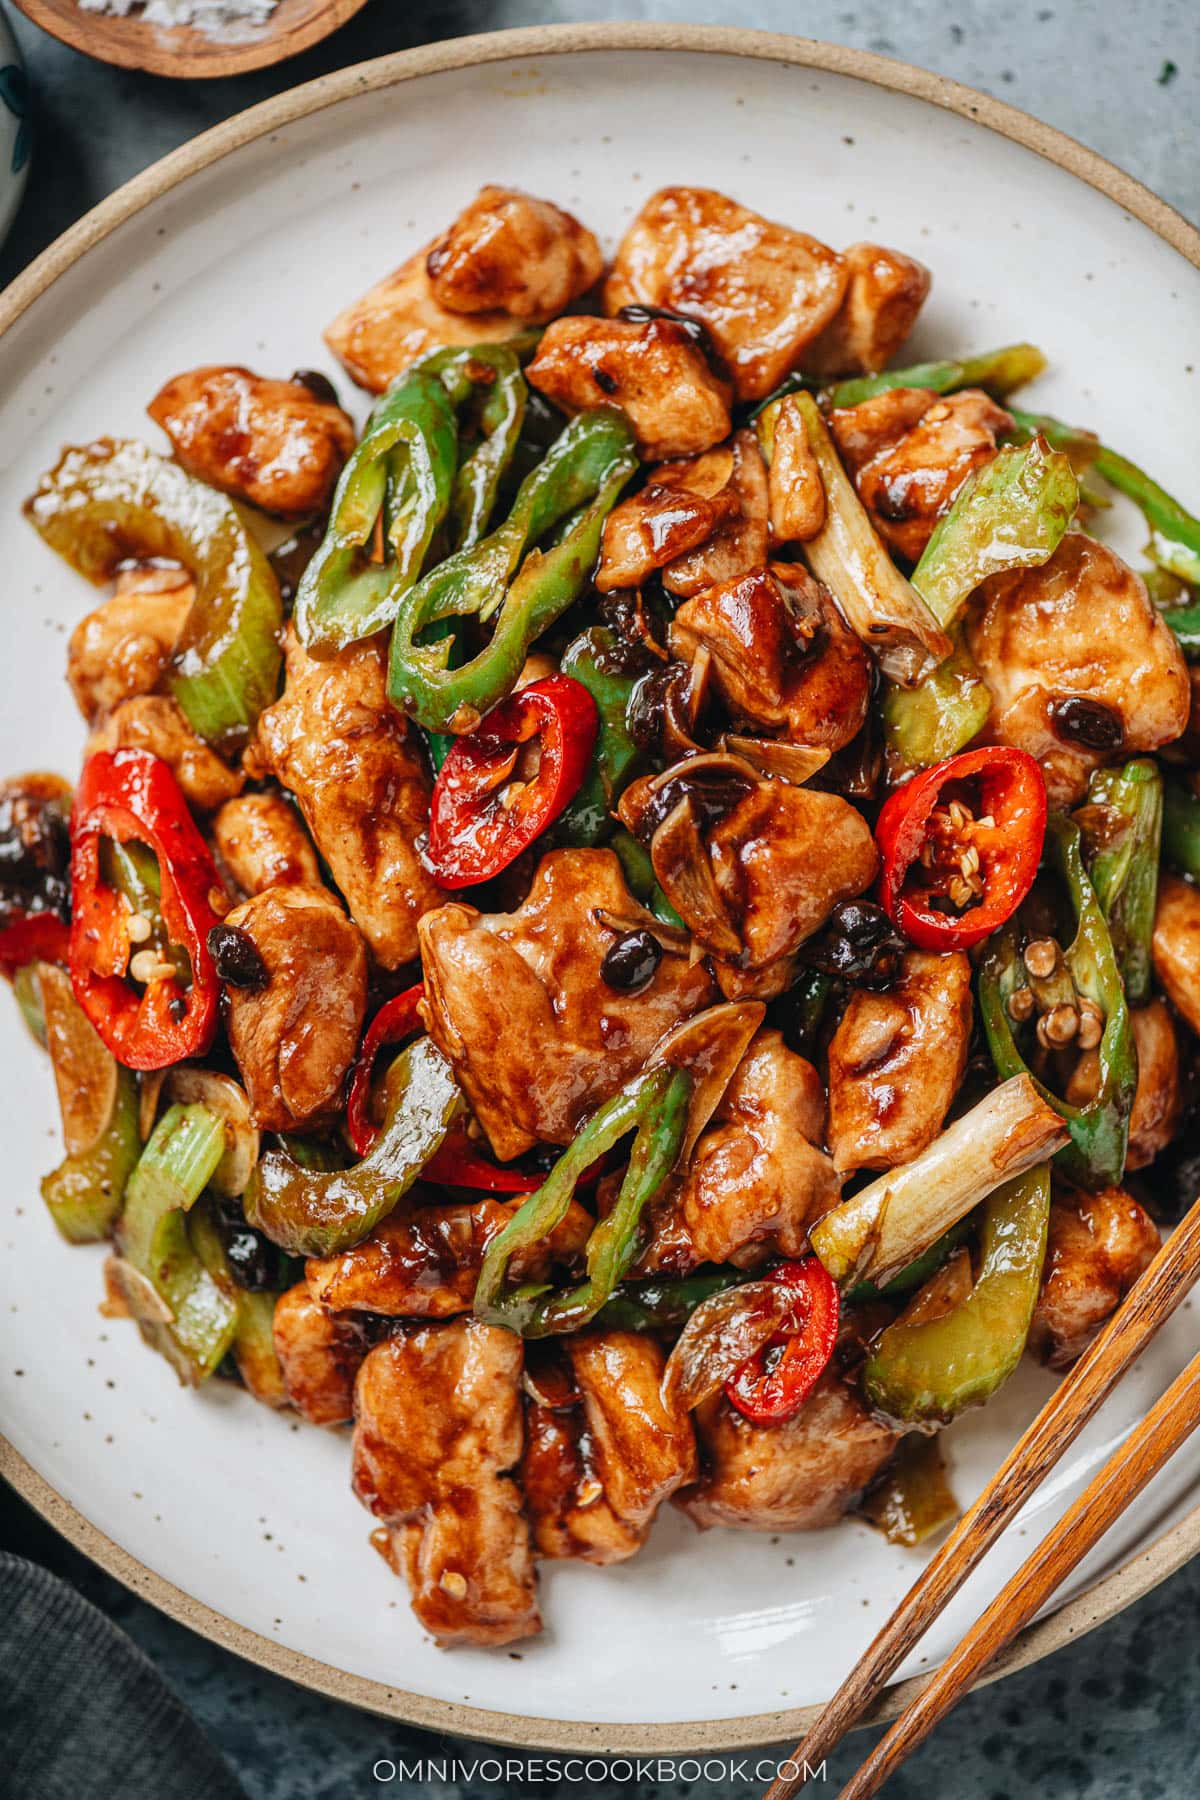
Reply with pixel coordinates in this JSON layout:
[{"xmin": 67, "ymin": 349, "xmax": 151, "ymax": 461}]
[{"xmin": 2, "ymin": 25, "xmax": 1200, "ymax": 1754}]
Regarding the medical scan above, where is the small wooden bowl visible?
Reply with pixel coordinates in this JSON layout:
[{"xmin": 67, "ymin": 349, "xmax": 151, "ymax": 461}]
[{"xmin": 13, "ymin": 0, "xmax": 371, "ymax": 79}]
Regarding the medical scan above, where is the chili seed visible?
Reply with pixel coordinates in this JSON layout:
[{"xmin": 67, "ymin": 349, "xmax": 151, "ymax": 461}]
[
  {"xmin": 1076, "ymin": 999, "xmax": 1105, "ymax": 1050},
  {"xmin": 130, "ymin": 949, "xmax": 173, "ymax": 984},
  {"xmin": 1048, "ymin": 695, "xmax": 1125, "ymax": 750},
  {"xmin": 1007, "ymin": 986, "xmax": 1036, "ymax": 1022},
  {"xmin": 601, "ymin": 929, "xmax": 663, "ymax": 994},
  {"xmin": 290, "ymin": 368, "xmax": 341, "ymax": 407},
  {"xmin": 207, "ymin": 923, "xmax": 269, "ymax": 991},
  {"xmin": 126, "ymin": 912, "xmax": 153, "ymax": 944},
  {"xmin": 1023, "ymin": 937, "xmax": 1059, "ymax": 980},
  {"xmin": 1037, "ymin": 1003, "xmax": 1080, "ymax": 1049}
]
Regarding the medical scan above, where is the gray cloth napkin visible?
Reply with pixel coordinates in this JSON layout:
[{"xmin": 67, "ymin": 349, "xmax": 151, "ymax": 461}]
[{"xmin": 0, "ymin": 1551, "xmax": 246, "ymax": 1800}]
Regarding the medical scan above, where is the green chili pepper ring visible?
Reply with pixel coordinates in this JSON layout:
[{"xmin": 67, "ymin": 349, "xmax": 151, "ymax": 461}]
[
  {"xmin": 388, "ymin": 407, "xmax": 638, "ymax": 735},
  {"xmin": 474, "ymin": 1063, "xmax": 692, "ymax": 1336},
  {"xmin": 979, "ymin": 815, "xmax": 1136, "ymax": 1190}
]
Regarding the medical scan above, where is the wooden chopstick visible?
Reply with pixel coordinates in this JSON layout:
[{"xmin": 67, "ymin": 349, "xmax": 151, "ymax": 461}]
[
  {"xmin": 764, "ymin": 1190, "xmax": 1200, "ymax": 1800},
  {"xmin": 836, "ymin": 1346, "xmax": 1200, "ymax": 1797}
]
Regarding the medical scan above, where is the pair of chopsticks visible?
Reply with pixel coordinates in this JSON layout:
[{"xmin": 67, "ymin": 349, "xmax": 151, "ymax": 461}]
[{"xmin": 764, "ymin": 1190, "xmax": 1200, "ymax": 1800}]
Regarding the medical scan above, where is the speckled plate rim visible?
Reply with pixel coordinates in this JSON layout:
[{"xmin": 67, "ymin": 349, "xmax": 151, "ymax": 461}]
[{"xmin": 1, "ymin": 21, "xmax": 1199, "ymax": 1755}]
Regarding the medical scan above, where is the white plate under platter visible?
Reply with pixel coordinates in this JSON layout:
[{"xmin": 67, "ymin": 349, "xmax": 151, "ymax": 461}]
[{"xmin": 2, "ymin": 24, "xmax": 1199, "ymax": 1754}]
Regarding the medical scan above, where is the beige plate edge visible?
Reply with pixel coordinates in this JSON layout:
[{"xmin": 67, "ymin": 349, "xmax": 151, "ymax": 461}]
[{"xmin": 2, "ymin": 20, "xmax": 1199, "ymax": 1755}]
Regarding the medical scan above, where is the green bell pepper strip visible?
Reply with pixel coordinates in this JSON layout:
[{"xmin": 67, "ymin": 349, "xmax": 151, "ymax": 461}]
[
  {"xmin": 388, "ymin": 408, "xmax": 638, "ymax": 734},
  {"xmin": 747, "ymin": 344, "xmax": 1048, "ymax": 421},
  {"xmin": 883, "ymin": 439, "xmax": 1078, "ymax": 768},
  {"xmin": 910, "ymin": 438, "xmax": 1079, "ymax": 630},
  {"xmin": 1083, "ymin": 758, "xmax": 1163, "ymax": 1006},
  {"xmin": 1153, "ymin": 590, "xmax": 1200, "ymax": 661},
  {"xmin": 555, "ymin": 627, "xmax": 643, "ymax": 845},
  {"xmin": 1009, "ymin": 408, "xmax": 1200, "ymax": 591},
  {"xmin": 881, "ymin": 625, "xmax": 992, "ymax": 769},
  {"xmin": 243, "ymin": 1036, "xmax": 462, "ymax": 1257},
  {"xmin": 474, "ymin": 1063, "xmax": 692, "ymax": 1336},
  {"xmin": 25, "ymin": 438, "xmax": 282, "ymax": 758},
  {"xmin": 823, "ymin": 343, "xmax": 1048, "ymax": 411},
  {"xmin": 862, "ymin": 1163, "xmax": 1051, "ymax": 1426},
  {"xmin": 294, "ymin": 369, "xmax": 459, "ymax": 653},
  {"xmin": 979, "ymin": 816, "xmax": 1136, "ymax": 1189},
  {"xmin": 610, "ymin": 828, "xmax": 686, "ymax": 927},
  {"xmin": 592, "ymin": 1266, "xmax": 747, "ymax": 1331},
  {"xmin": 1163, "ymin": 778, "xmax": 1200, "ymax": 880},
  {"xmin": 41, "ymin": 1064, "xmax": 141, "ymax": 1245},
  {"xmin": 847, "ymin": 1218, "xmax": 975, "ymax": 1304},
  {"xmin": 295, "ymin": 346, "xmax": 528, "ymax": 655},
  {"xmin": 116, "ymin": 1102, "xmax": 239, "ymax": 1384},
  {"xmin": 187, "ymin": 1197, "xmax": 288, "ymax": 1406},
  {"xmin": 433, "ymin": 344, "xmax": 528, "ymax": 550}
]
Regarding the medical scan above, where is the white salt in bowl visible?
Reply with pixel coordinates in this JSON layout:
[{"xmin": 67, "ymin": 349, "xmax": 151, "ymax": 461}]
[{"xmin": 11, "ymin": 0, "xmax": 370, "ymax": 78}]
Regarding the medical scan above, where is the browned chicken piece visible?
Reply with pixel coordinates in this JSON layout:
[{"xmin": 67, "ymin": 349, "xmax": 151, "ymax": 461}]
[
  {"xmin": 222, "ymin": 884, "xmax": 367, "ymax": 1133},
  {"xmin": 597, "ymin": 450, "xmax": 741, "ymax": 594},
  {"xmin": 419, "ymin": 848, "xmax": 714, "ymax": 1160},
  {"xmin": 604, "ymin": 187, "xmax": 847, "ymax": 401},
  {"xmin": 968, "ymin": 535, "xmax": 1191, "ymax": 806},
  {"xmin": 1066, "ymin": 997, "xmax": 1180, "ymax": 1170},
  {"xmin": 325, "ymin": 248, "xmax": 518, "ymax": 394},
  {"xmin": 426, "ymin": 185, "xmax": 602, "ymax": 318},
  {"xmin": 1152, "ymin": 873, "xmax": 1200, "ymax": 1036},
  {"xmin": 525, "ymin": 313, "xmax": 733, "ymax": 461},
  {"xmin": 670, "ymin": 563, "xmax": 871, "ymax": 751},
  {"xmin": 249, "ymin": 630, "xmax": 447, "ymax": 968},
  {"xmin": 67, "ymin": 564, "xmax": 193, "ymax": 725},
  {"xmin": 272, "ymin": 1281, "xmax": 368, "ymax": 1425},
  {"xmin": 679, "ymin": 1370, "xmax": 899, "ymax": 1531},
  {"xmin": 147, "ymin": 366, "xmax": 356, "ymax": 518},
  {"xmin": 522, "ymin": 1331, "xmax": 696, "ymax": 1565},
  {"xmin": 826, "ymin": 951, "xmax": 974, "ymax": 1173},
  {"xmin": 641, "ymin": 1030, "xmax": 840, "ymax": 1273},
  {"xmin": 351, "ymin": 1319, "xmax": 540, "ymax": 1647},
  {"xmin": 659, "ymin": 431, "xmax": 769, "ymax": 598},
  {"xmin": 706, "ymin": 777, "xmax": 880, "ymax": 972},
  {"xmin": 305, "ymin": 1195, "xmax": 592, "ymax": 1318},
  {"xmin": 1029, "ymin": 1188, "xmax": 1160, "ymax": 1370},
  {"xmin": 829, "ymin": 386, "xmax": 1012, "ymax": 563},
  {"xmin": 764, "ymin": 393, "xmax": 826, "ymax": 543},
  {"xmin": 88, "ymin": 695, "xmax": 242, "ymax": 812},
  {"xmin": 804, "ymin": 243, "xmax": 932, "ymax": 379},
  {"xmin": 212, "ymin": 793, "xmax": 321, "ymax": 897}
]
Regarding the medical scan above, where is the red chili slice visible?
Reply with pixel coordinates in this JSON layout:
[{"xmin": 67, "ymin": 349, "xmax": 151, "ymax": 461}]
[
  {"xmin": 724, "ymin": 1257, "xmax": 840, "ymax": 1426},
  {"xmin": 0, "ymin": 911, "xmax": 70, "ymax": 980},
  {"xmin": 875, "ymin": 745, "xmax": 1047, "ymax": 952},
  {"xmin": 68, "ymin": 749, "xmax": 224, "ymax": 1070},
  {"xmin": 345, "ymin": 982, "xmax": 539, "ymax": 1191},
  {"xmin": 427, "ymin": 674, "xmax": 598, "ymax": 888}
]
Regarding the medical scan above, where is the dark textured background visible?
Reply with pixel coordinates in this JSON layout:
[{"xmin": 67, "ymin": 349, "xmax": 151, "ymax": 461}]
[{"xmin": 2, "ymin": 2, "xmax": 1198, "ymax": 1794}]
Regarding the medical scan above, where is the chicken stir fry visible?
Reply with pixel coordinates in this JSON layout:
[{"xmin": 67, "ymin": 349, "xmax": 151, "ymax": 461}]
[{"xmin": 11, "ymin": 180, "xmax": 1200, "ymax": 1653}]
